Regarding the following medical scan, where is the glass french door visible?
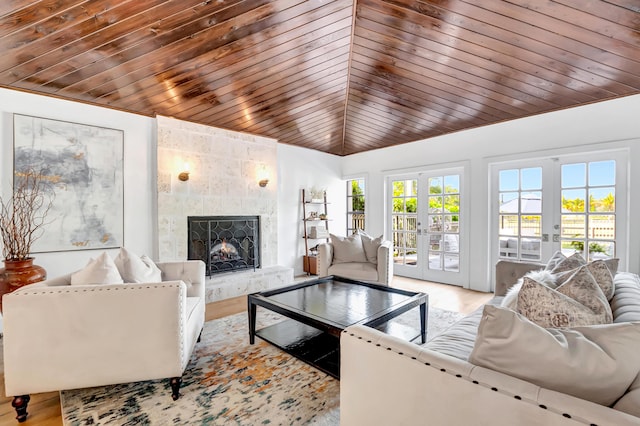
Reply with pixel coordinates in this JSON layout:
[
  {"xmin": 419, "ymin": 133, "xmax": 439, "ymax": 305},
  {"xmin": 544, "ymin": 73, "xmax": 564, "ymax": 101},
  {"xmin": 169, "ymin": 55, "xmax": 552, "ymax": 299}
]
[
  {"xmin": 491, "ymin": 150, "xmax": 627, "ymax": 273},
  {"xmin": 388, "ymin": 168, "xmax": 466, "ymax": 285}
]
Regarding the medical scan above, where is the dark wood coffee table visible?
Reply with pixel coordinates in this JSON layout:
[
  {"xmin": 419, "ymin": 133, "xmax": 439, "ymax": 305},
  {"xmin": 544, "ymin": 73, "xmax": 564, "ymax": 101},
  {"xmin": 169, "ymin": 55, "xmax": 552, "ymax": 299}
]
[{"xmin": 247, "ymin": 275, "xmax": 428, "ymax": 379}]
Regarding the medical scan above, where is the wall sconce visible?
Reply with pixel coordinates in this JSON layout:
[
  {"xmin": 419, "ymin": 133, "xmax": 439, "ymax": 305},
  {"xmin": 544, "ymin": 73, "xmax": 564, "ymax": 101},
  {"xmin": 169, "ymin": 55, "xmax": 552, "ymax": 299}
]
[
  {"xmin": 257, "ymin": 165, "xmax": 269, "ymax": 187},
  {"xmin": 178, "ymin": 163, "xmax": 190, "ymax": 181}
]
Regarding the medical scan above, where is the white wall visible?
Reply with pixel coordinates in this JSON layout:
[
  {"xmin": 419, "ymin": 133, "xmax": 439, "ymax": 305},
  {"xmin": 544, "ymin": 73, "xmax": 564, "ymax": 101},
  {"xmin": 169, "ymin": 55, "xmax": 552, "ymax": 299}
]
[
  {"xmin": 0, "ymin": 88, "xmax": 155, "ymax": 278},
  {"xmin": 277, "ymin": 144, "xmax": 344, "ymax": 276},
  {"xmin": 342, "ymin": 94, "xmax": 640, "ymax": 292}
]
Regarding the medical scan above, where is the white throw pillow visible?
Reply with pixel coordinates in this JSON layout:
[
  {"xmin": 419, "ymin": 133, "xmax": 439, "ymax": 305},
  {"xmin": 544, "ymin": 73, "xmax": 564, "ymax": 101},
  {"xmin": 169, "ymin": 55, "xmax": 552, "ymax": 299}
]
[
  {"xmin": 469, "ymin": 305, "xmax": 640, "ymax": 407},
  {"xmin": 114, "ymin": 247, "xmax": 163, "ymax": 283},
  {"xmin": 356, "ymin": 230, "xmax": 383, "ymax": 264},
  {"xmin": 517, "ymin": 266, "xmax": 612, "ymax": 328},
  {"xmin": 330, "ymin": 233, "xmax": 367, "ymax": 264},
  {"xmin": 70, "ymin": 252, "xmax": 124, "ymax": 285}
]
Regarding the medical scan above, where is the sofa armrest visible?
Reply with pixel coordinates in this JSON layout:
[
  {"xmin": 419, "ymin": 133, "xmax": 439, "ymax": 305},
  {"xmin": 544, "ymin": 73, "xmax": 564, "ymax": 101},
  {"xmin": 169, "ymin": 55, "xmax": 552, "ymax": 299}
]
[
  {"xmin": 157, "ymin": 260, "xmax": 205, "ymax": 299},
  {"xmin": 317, "ymin": 243, "xmax": 333, "ymax": 276},
  {"xmin": 376, "ymin": 241, "xmax": 393, "ymax": 286},
  {"xmin": 341, "ymin": 324, "xmax": 639, "ymax": 426},
  {"xmin": 3, "ymin": 281, "xmax": 191, "ymax": 396},
  {"xmin": 494, "ymin": 260, "xmax": 543, "ymax": 296}
]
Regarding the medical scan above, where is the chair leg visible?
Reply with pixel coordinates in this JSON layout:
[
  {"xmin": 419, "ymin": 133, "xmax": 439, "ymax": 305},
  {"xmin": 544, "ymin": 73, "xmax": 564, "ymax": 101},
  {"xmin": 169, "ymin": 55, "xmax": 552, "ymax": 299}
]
[
  {"xmin": 170, "ymin": 377, "xmax": 182, "ymax": 401},
  {"xmin": 197, "ymin": 328, "xmax": 203, "ymax": 343},
  {"xmin": 12, "ymin": 395, "xmax": 30, "ymax": 423}
]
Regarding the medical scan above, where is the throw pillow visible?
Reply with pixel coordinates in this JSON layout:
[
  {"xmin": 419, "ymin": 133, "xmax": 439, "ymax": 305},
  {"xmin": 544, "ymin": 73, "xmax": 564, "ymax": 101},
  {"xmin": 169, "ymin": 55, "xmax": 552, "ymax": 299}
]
[
  {"xmin": 70, "ymin": 252, "xmax": 124, "ymax": 285},
  {"xmin": 517, "ymin": 266, "xmax": 612, "ymax": 328},
  {"xmin": 330, "ymin": 233, "xmax": 367, "ymax": 264},
  {"xmin": 554, "ymin": 260, "xmax": 615, "ymax": 301},
  {"xmin": 500, "ymin": 269, "xmax": 557, "ymax": 311},
  {"xmin": 549, "ymin": 252, "xmax": 586, "ymax": 274},
  {"xmin": 356, "ymin": 229, "xmax": 383, "ymax": 264},
  {"xmin": 114, "ymin": 247, "xmax": 163, "ymax": 283},
  {"xmin": 469, "ymin": 305, "xmax": 640, "ymax": 407},
  {"xmin": 544, "ymin": 250, "xmax": 566, "ymax": 271}
]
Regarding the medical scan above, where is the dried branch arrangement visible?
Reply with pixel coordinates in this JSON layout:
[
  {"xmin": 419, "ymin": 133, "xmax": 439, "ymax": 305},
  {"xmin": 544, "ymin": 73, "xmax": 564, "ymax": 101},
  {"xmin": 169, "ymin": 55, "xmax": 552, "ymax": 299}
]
[{"xmin": 0, "ymin": 169, "xmax": 54, "ymax": 261}]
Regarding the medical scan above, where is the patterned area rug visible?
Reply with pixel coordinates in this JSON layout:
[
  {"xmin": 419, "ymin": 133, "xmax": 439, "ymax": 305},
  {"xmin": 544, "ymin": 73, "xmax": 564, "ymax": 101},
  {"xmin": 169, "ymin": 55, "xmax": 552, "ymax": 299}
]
[{"xmin": 60, "ymin": 306, "xmax": 464, "ymax": 425}]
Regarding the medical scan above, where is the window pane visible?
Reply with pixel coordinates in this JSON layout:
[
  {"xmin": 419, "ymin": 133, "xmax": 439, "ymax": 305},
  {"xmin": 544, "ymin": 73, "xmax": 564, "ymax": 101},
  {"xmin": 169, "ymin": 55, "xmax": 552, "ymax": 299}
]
[
  {"xmin": 444, "ymin": 254, "xmax": 459, "ymax": 272},
  {"xmin": 429, "ymin": 234, "xmax": 441, "ymax": 251},
  {"xmin": 588, "ymin": 241, "xmax": 614, "ymax": 260},
  {"xmin": 392, "ymin": 215, "xmax": 404, "ymax": 230},
  {"xmin": 562, "ymin": 163, "xmax": 586, "ymax": 188},
  {"xmin": 444, "ymin": 175, "xmax": 459, "ymax": 193},
  {"xmin": 444, "ymin": 195, "xmax": 459, "ymax": 212},
  {"xmin": 406, "ymin": 216, "xmax": 418, "ymax": 231},
  {"xmin": 499, "ymin": 169, "xmax": 518, "ymax": 191},
  {"xmin": 443, "ymin": 234, "xmax": 459, "ymax": 253},
  {"xmin": 405, "ymin": 197, "xmax": 417, "ymax": 213},
  {"xmin": 393, "ymin": 198, "xmax": 403, "ymax": 213},
  {"xmin": 428, "ymin": 215, "xmax": 443, "ymax": 232},
  {"xmin": 429, "ymin": 177, "xmax": 443, "ymax": 194},
  {"xmin": 499, "ymin": 215, "xmax": 518, "ymax": 236},
  {"xmin": 589, "ymin": 161, "xmax": 615, "ymax": 186},
  {"xmin": 520, "ymin": 215, "xmax": 541, "ymax": 236},
  {"xmin": 589, "ymin": 188, "xmax": 615, "ymax": 212},
  {"xmin": 429, "ymin": 252, "xmax": 442, "ymax": 270},
  {"xmin": 521, "ymin": 192, "xmax": 541, "ymax": 214},
  {"xmin": 562, "ymin": 189, "xmax": 585, "ymax": 213},
  {"xmin": 589, "ymin": 215, "xmax": 615, "ymax": 240},
  {"xmin": 561, "ymin": 240, "xmax": 584, "ymax": 257},
  {"xmin": 521, "ymin": 167, "xmax": 542, "ymax": 191},
  {"xmin": 561, "ymin": 215, "xmax": 586, "ymax": 238},
  {"xmin": 429, "ymin": 195, "xmax": 443, "ymax": 211},
  {"xmin": 444, "ymin": 215, "xmax": 458, "ymax": 232},
  {"xmin": 499, "ymin": 192, "xmax": 519, "ymax": 213},
  {"xmin": 520, "ymin": 238, "xmax": 541, "ymax": 261},
  {"xmin": 393, "ymin": 180, "xmax": 404, "ymax": 194},
  {"xmin": 499, "ymin": 237, "xmax": 518, "ymax": 258}
]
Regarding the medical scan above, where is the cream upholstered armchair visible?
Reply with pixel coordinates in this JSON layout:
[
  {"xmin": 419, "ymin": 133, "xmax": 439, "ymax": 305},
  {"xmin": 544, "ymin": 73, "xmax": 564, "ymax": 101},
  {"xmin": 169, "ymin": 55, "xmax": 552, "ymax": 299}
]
[
  {"xmin": 2, "ymin": 254, "xmax": 205, "ymax": 423},
  {"xmin": 317, "ymin": 231, "xmax": 393, "ymax": 286}
]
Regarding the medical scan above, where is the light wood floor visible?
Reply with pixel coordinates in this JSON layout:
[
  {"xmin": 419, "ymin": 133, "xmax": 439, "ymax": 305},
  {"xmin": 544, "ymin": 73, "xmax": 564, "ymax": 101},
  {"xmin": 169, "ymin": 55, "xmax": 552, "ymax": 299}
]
[{"xmin": 0, "ymin": 276, "xmax": 492, "ymax": 425}]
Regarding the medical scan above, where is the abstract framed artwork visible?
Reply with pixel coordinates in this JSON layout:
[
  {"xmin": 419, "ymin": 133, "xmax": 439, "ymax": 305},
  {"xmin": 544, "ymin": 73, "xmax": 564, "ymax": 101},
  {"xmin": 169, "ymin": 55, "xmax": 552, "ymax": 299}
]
[{"xmin": 13, "ymin": 114, "xmax": 124, "ymax": 253}]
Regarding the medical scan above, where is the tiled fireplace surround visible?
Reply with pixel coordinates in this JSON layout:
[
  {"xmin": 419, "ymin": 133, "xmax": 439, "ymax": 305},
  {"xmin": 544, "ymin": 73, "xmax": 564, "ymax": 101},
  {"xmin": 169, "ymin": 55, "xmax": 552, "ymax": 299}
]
[{"xmin": 156, "ymin": 116, "xmax": 293, "ymax": 302}]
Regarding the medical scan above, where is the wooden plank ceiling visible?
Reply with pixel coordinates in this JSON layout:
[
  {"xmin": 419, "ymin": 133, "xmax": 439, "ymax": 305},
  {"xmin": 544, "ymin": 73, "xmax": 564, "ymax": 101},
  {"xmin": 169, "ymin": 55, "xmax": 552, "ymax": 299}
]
[{"xmin": 1, "ymin": 0, "xmax": 639, "ymax": 156}]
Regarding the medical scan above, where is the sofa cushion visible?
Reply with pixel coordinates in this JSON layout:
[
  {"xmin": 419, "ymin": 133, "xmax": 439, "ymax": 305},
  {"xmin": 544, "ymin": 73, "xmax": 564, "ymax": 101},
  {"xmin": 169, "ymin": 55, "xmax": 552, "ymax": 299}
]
[
  {"xmin": 613, "ymin": 373, "xmax": 640, "ymax": 417},
  {"xmin": 328, "ymin": 262, "xmax": 377, "ymax": 282},
  {"xmin": 517, "ymin": 266, "xmax": 612, "ymax": 328},
  {"xmin": 356, "ymin": 230, "xmax": 383, "ymax": 264},
  {"xmin": 469, "ymin": 305, "xmax": 640, "ymax": 407},
  {"xmin": 554, "ymin": 259, "xmax": 615, "ymax": 300},
  {"xmin": 611, "ymin": 272, "xmax": 640, "ymax": 323},
  {"xmin": 330, "ymin": 233, "xmax": 367, "ymax": 263},
  {"xmin": 70, "ymin": 252, "xmax": 124, "ymax": 285},
  {"xmin": 114, "ymin": 247, "xmax": 162, "ymax": 283},
  {"xmin": 548, "ymin": 252, "xmax": 586, "ymax": 274}
]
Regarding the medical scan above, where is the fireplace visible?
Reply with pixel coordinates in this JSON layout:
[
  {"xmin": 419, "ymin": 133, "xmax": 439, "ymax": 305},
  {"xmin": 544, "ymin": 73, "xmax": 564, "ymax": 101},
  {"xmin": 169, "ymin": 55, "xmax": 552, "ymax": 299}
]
[{"xmin": 188, "ymin": 216, "xmax": 260, "ymax": 276}]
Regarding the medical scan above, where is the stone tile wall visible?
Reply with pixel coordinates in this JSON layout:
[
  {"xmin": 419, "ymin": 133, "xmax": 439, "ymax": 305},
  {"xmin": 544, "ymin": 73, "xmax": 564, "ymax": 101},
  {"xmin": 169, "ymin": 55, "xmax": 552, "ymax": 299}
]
[{"xmin": 156, "ymin": 116, "xmax": 278, "ymax": 267}]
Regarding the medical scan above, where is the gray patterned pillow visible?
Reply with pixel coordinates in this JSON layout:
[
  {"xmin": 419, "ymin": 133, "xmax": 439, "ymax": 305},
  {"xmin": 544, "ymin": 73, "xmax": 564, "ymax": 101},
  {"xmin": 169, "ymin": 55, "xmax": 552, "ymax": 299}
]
[
  {"xmin": 549, "ymin": 252, "xmax": 586, "ymax": 274},
  {"xmin": 554, "ymin": 260, "xmax": 615, "ymax": 300},
  {"xmin": 517, "ymin": 266, "xmax": 613, "ymax": 328},
  {"xmin": 544, "ymin": 250, "xmax": 566, "ymax": 271}
]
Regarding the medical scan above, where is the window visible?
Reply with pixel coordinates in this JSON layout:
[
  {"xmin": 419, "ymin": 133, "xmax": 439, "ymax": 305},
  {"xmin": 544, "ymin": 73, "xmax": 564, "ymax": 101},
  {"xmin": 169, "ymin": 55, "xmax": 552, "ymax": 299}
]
[{"xmin": 347, "ymin": 179, "xmax": 365, "ymax": 234}]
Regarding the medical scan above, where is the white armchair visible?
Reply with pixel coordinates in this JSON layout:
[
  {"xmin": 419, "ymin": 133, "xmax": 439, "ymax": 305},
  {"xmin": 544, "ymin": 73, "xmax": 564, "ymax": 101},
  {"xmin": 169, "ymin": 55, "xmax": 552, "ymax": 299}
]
[
  {"xmin": 2, "ymin": 260, "xmax": 206, "ymax": 423},
  {"xmin": 317, "ymin": 235, "xmax": 393, "ymax": 286}
]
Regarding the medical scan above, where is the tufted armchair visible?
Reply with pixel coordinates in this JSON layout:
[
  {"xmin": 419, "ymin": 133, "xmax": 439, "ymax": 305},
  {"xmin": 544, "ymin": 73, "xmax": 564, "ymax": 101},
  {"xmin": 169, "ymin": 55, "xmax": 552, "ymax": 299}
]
[{"xmin": 2, "ymin": 259, "xmax": 205, "ymax": 423}]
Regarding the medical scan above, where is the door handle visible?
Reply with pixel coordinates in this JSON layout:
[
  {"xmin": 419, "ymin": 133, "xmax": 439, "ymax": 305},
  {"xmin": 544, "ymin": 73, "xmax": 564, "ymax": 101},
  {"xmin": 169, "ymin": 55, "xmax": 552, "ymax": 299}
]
[{"xmin": 542, "ymin": 234, "xmax": 549, "ymax": 242}]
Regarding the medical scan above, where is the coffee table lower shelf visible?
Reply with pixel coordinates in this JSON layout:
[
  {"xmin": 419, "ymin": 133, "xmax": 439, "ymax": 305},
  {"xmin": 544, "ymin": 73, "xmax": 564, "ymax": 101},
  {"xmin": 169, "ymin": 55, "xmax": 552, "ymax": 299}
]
[
  {"xmin": 255, "ymin": 319, "xmax": 341, "ymax": 379},
  {"xmin": 254, "ymin": 317, "xmax": 423, "ymax": 380}
]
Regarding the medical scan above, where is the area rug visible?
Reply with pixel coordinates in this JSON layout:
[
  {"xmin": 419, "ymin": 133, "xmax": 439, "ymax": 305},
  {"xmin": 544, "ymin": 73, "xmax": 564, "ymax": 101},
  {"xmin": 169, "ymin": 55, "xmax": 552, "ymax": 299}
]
[{"xmin": 60, "ymin": 306, "xmax": 464, "ymax": 425}]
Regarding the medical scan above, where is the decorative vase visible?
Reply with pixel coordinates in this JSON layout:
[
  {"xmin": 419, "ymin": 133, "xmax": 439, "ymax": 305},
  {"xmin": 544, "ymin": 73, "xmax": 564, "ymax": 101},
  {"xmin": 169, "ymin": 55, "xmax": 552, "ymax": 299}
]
[{"xmin": 0, "ymin": 258, "xmax": 47, "ymax": 312}]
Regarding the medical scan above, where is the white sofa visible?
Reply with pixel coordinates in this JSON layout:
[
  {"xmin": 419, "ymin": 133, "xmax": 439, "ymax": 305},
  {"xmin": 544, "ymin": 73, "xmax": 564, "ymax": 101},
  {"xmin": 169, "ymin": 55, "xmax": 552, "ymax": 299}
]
[
  {"xmin": 340, "ymin": 261, "xmax": 640, "ymax": 425},
  {"xmin": 2, "ymin": 260, "xmax": 205, "ymax": 423}
]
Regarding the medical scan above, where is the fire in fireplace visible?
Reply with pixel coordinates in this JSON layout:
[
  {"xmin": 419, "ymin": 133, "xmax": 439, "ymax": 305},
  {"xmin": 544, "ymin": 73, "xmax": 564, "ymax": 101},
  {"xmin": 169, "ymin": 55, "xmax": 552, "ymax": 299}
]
[{"xmin": 187, "ymin": 216, "xmax": 260, "ymax": 276}]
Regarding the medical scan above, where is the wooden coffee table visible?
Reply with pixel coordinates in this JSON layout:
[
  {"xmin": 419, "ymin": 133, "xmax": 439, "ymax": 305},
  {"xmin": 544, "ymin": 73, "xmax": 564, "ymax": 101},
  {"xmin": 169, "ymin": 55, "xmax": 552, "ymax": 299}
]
[{"xmin": 248, "ymin": 275, "xmax": 428, "ymax": 379}]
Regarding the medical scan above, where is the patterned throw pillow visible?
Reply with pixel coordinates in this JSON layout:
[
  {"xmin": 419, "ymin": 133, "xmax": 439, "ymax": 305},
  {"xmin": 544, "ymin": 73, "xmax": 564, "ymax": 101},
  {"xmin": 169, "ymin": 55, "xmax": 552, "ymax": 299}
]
[
  {"xmin": 517, "ymin": 266, "xmax": 613, "ymax": 328},
  {"xmin": 544, "ymin": 250, "xmax": 566, "ymax": 271},
  {"xmin": 549, "ymin": 252, "xmax": 586, "ymax": 274},
  {"xmin": 554, "ymin": 260, "xmax": 615, "ymax": 300}
]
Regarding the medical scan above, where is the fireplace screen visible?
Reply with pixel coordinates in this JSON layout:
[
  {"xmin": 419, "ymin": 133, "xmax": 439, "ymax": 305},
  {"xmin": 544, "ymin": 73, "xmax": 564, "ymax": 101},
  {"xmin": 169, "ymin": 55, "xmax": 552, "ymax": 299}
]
[{"xmin": 188, "ymin": 216, "xmax": 260, "ymax": 276}]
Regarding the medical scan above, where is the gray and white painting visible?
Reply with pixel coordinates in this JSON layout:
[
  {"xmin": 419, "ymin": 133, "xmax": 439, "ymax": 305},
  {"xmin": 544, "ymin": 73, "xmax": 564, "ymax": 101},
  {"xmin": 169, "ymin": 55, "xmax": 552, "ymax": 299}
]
[{"xmin": 13, "ymin": 114, "xmax": 124, "ymax": 253}]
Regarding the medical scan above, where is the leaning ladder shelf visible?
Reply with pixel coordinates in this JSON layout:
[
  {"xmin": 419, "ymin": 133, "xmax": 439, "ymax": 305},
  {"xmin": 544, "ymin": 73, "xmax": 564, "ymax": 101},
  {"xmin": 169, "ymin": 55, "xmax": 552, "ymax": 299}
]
[{"xmin": 301, "ymin": 189, "xmax": 330, "ymax": 275}]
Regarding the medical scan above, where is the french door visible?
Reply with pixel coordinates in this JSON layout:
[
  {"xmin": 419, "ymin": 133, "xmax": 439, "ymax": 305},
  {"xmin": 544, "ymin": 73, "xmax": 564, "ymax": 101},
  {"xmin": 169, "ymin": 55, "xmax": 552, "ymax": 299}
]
[
  {"xmin": 388, "ymin": 167, "xmax": 466, "ymax": 286},
  {"xmin": 490, "ymin": 150, "xmax": 627, "ymax": 273}
]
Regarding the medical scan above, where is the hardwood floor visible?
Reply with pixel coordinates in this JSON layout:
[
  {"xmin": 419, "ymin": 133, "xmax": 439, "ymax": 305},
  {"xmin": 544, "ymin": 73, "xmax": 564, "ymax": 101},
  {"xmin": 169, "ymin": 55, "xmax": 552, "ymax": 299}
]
[{"xmin": 0, "ymin": 276, "xmax": 492, "ymax": 425}]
